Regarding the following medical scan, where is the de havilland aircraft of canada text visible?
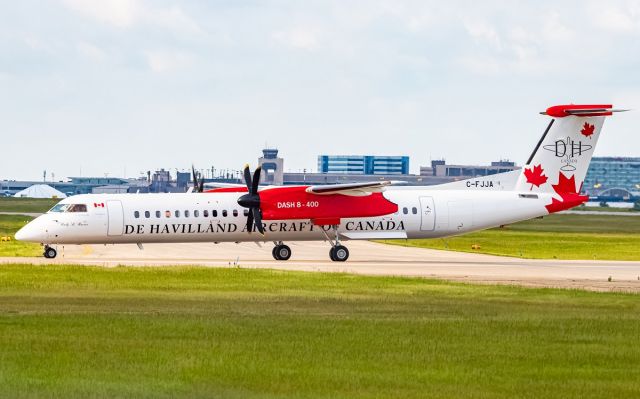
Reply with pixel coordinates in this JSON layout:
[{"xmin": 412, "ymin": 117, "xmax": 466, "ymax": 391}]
[{"xmin": 16, "ymin": 104, "xmax": 626, "ymax": 261}]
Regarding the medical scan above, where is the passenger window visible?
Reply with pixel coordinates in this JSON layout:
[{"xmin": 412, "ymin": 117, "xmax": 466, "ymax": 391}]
[
  {"xmin": 134, "ymin": 211, "xmax": 140, "ymax": 218},
  {"xmin": 243, "ymin": 209, "xmax": 249, "ymax": 217},
  {"xmin": 412, "ymin": 207, "xmax": 417, "ymax": 215},
  {"xmin": 402, "ymin": 207, "xmax": 408, "ymax": 215},
  {"xmin": 185, "ymin": 210, "xmax": 190, "ymax": 217},
  {"xmin": 194, "ymin": 210, "xmax": 199, "ymax": 217},
  {"xmin": 67, "ymin": 204, "xmax": 87, "ymax": 213},
  {"xmin": 222, "ymin": 210, "xmax": 227, "ymax": 217},
  {"xmin": 213, "ymin": 210, "xmax": 218, "ymax": 217},
  {"xmin": 156, "ymin": 211, "xmax": 161, "ymax": 218},
  {"xmin": 203, "ymin": 210, "xmax": 209, "ymax": 217},
  {"xmin": 165, "ymin": 210, "xmax": 171, "ymax": 218},
  {"xmin": 144, "ymin": 211, "xmax": 150, "ymax": 218},
  {"xmin": 233, "ymin": 209, "xmax": 238, "ymax": 217},
  {"xmin": 175, "ymin": 210, "xmax": 180, "ymax": 218}
]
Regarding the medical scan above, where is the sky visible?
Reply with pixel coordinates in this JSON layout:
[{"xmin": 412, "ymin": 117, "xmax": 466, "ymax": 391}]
[{"xmin": 1, "ymin": 0, "xmax": 640, "ymax": 181}]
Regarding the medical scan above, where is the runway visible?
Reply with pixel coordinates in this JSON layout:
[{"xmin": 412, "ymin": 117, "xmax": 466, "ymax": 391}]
[{"xmin": 2, "ymin": 241, "xmax": 640, "ymax": 292}]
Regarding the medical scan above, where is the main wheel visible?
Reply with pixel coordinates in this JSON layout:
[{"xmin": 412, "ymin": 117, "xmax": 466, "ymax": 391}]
[
  {"xmin": 272, "ymin": 246, "xmax": 279, "ymax": 260},
  {"xmin": 274, "ymin": 245, "xmax": 291, "ymax": 261},
  {"xmin": 44, "ymin": 247, "xmax": 57, "ymax": 259},
  {"xmin": 330, "ymin": 245, "xmax": 349, "ymax": 262}
]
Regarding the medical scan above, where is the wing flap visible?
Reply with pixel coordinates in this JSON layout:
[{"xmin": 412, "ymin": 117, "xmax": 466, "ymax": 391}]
[{"xmin": 305, "ymin": 181, "xmax": 391, "ymax": 196}]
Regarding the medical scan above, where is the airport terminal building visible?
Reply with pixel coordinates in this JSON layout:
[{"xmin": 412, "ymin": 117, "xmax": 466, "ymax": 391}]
[
  {"xmin": 583, "ymin": 157, "xmax": 640, "ymax": 200},
  {"xmin": 4, "ymin": 152, "xmax": 638, "ymax": 202},
  {"xmin": 317, "ymin": 155, "xmax": 409, "ymax": 175}
]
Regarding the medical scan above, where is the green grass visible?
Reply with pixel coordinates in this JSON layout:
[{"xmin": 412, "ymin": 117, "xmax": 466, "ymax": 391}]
[
  {"xmin": 0, "ymin": 214, "xmax": 40, "ymax": 257},
  {"xmin": 579, "ymin": 205, "xmax": 638, "ymax": 213},
  {"xmin": 506, "ymin": 214, "xmax": 640, "ymax": 233},
  {"xmin": 0, "ymin": 197, "xmax": 60, "ymax": 213},
  {"xmin": 386, "ymin": 230, "xmax": 640, "ymax": 260},
  {"xmin": 0, "ymin": 265, "xmax": 639, "ymax": 398},
  {"xmin": 382, "ymin": 214, "xmax": 640, "ymax": 261}
]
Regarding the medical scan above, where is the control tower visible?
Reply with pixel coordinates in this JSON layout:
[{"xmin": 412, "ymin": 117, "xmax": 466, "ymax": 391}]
[{"xmin": 258, "ymin": 148, "xmax": 284, "ymax": 185}]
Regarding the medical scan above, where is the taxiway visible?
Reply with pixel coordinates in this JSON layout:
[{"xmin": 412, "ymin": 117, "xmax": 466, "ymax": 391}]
[{"xmin": 2, "ymin": 241, "xmax": 639, "ymax": 292}]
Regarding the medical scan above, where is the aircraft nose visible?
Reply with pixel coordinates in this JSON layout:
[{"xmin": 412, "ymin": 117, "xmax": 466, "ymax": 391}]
[{"xmin": 15, "ymin": 220, "xmax": 46, "ymax": 243}]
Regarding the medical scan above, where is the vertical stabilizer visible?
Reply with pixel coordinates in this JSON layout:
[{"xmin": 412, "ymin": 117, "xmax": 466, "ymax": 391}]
[{"xmin": 515, "ymin": 104, "xmax": 625, "ymax": 212}]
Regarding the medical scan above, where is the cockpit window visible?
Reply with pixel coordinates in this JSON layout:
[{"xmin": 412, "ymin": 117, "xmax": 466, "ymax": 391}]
[
  {"xmin": 67, "ymin": 204, "xmax": 87, "ymax": 213},
  {"xmin": 49, "ymin": 204, "xmax": 70, "ymax": 213},
  {"xmin": 49, "ymin": 204, "xmax": 87, "ymax": 213}
]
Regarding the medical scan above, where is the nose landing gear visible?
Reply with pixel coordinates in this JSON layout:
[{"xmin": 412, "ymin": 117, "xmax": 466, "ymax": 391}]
[
  {"xmin": 43, "ymin": 245, "xmax": 57, "ymax": 259},
  {"xmin": 272, "ymin": 242, "xmax": 292, "ymax": 261}
]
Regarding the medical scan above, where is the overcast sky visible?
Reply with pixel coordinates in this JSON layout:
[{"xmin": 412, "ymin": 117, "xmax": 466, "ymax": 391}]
[{"xmin": 1, "ymin": 0, "xmax": 639, "ymax": 181}]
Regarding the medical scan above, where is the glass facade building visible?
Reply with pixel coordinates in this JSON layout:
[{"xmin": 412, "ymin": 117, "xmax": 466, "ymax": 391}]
[
  {"xmin": 583, "ymin": 157, "xmax": 640, "ymax": 196},
  {"xmin": 317, "ymin": 155, "xmax": 409, "ymax": 175}
]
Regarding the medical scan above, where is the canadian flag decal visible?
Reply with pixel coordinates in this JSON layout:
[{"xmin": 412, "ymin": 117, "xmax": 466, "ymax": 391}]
[
  {"xmin": 523, "ymin": 164, "xmax": 548, "ymax": 190},
  {"xmin": 94, "ymin": 203, "xmax": 105, "ymax": 208},
  {"xmin": 580, "ymin": 122, "xmax": 595, "ymax": 138}
]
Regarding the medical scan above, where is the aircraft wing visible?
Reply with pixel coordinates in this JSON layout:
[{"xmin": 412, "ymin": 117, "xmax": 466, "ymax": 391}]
[
  {"xmin": 305, "ymin": 181, "xmax": 392, "ymax": 196},
  {"xmin": 203, "ymin": 182, "xmax": 247, "ymax": 189}
]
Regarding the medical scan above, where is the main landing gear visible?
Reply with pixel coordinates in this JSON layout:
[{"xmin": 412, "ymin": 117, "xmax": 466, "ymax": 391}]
[
  {"xmin": 272, "ymin": 242, "xmax": 292, "ymax": 261},
  {"xmin": 43, "ymin": 245, "xmax": 57, "ymax": 259},
  {"xmin": 271, "ymin": 227, "xmax": 350, "ymax": 262},
  {"xmin": 323, "ymin": 225, "xmax": 349, "ymax": 262}
]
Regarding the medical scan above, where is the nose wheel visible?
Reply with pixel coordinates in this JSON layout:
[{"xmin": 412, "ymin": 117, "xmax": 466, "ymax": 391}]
[
  {"xmin": 272, "ymin": 242, "xmax": 291, "ymax": 261},
  {"xmin": 43, "ymin": 245, "xmax": 57, "ymax": 259}
]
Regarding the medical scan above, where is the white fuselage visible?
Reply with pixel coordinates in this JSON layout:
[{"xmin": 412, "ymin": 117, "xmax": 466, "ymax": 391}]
[{"xmin": 16, "ymin": 187, "xmax": 554, "ymax": 245}]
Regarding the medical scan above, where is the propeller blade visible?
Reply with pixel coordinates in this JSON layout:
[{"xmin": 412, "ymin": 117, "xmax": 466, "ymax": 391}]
[
  {"xmin": 243, "ymin": 164, "xmax": 252, "ymax": 192},
  {"xmin": 251, "ymin": 166, "xmax": 261, "ymax": 194},
  {"xmin": 252, "ymin": 207, "xmax": 264, "ymax": 235},
  {"xmin": 246, "ymin": 209, "xmax": 254, "ymax": 233},
  {"xmin": 191, "ymin": 165, "xmax": 199, "ymax": 193},
  {"xmin": 199, "ymin": 178, "xmax": 204, "ymax": 193}
]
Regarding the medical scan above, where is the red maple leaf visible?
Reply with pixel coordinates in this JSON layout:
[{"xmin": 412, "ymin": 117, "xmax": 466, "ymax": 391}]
[
  {"xmin": 523, "ymin": 164, "xmax": 548, "ymax": 190},
  {"xmin": 580, "ymin": 122, "xmax": 595, "ymax": 138},
  {"xmin": 545, "ymin": 172, "xmax": 589, "ymax": 213}
]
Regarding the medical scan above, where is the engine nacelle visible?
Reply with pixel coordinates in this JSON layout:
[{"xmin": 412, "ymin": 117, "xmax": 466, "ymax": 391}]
[{"xmin": 258, "ymin": 186, "xmax": 397, "ymax": 224}]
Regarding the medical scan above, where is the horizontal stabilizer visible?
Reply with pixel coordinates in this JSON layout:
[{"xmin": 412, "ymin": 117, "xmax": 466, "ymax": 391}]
[{"xmin": 541, "ymin": 104, "xmax": 628, "ymax": 118}]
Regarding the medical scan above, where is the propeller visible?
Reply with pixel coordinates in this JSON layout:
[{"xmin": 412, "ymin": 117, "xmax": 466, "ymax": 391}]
[
  {"xmin": 191, "ymin": 165, "xmax": 204, "ymax": 193},
  {"xmin": 237, "ymin": 164, "xmax": 264, "ymax": 235}
]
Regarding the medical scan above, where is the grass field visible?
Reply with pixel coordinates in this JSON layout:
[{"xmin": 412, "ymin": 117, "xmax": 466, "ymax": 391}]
[
  {"xmin": 505, "ymin": 213, "xmax": 640, "ymax": 233},
  {"xmin": 382, "ymin": 214, "xmax": 640, "ymax": 261},
  {"xmin": 0, "ymin": 197, "xmax": 57, "ymax": 257},
  {"xmin": 0, "ymin": 197, "xmax": 60, "ymax": 213},
  {"xmin": 580, "ymin": 205, "xmax": 639, "ymax": 213},
  {"xmin": 0, "ymin": 265, "xmax": 639, "ymax": 398},
  {"xmin": 0, "ymin": 214, "xmax": 40, "ymax": 257}
]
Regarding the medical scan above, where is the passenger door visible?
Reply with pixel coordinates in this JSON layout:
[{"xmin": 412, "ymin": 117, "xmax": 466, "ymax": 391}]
[{"xmin": 107, "ymin": 200, "xmax": 124, "ymax": 236}]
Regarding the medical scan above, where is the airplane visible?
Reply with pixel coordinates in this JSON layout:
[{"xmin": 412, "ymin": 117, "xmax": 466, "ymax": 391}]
[{"xmin": 15, "ymin": 104, "xmax": 625, "ymax": 261}]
